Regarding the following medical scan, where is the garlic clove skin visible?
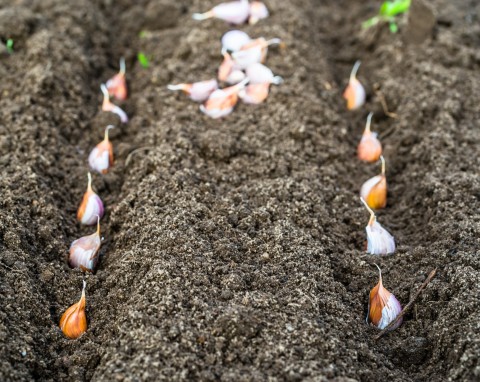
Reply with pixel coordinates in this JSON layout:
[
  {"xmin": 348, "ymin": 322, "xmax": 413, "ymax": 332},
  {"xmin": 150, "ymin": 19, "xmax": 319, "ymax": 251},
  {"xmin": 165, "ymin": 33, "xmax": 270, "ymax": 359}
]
[
  {"xmin": 101, "ymin": 84, "xmax": 128, "ymax": 123},
  {"xmin": 68, "ymin": 218, "xmax": 101, "ymax": 272},
  {"xmin": 239, "ymin": 83, "xmax": 270, "ymax": 104},
  {"xmin": 343, "ymin": 61, "xmax": 366, "ymax": 110},
  {"xmin": 368, "ymin": 266, "xmax": 402, "ymax": 330},
  {"xmin": 89, "ymin": 126, "xmax": 114, "ymax": 174},
  {"xmin": 60, "ymin": 281, "xmax": 87, "ymax": 339},
  {"xmin": 366, "ymin": 220, "xmax": 396, "ymax": 255},
  {"xmin": 248, "ymin": 1, "xmax": 269, "ymax": 25},
  {"xmin": 106, "ymin": 58, "xmax": 127, "ymax": 101},
  {"xmin": 167, "ymin": 80, "xmax": 218, "ymax": 102},
  {"xmin": 221, "ymin": 30, "xmax": 251, "ymax": 52},
  {"xmin": 192, "ymin": 0, "xmax": 250, "ymax": 25},
  {"xmin": 360, "ymin": 175, "xmax": 387, "ymax": 210},
  {"xmin": 200, "ymin": 79, "xmax": 248, "ymax": 119},
  {"xmin": 77, "ymin": 173, "xmax": 104, "ymax": 225}
]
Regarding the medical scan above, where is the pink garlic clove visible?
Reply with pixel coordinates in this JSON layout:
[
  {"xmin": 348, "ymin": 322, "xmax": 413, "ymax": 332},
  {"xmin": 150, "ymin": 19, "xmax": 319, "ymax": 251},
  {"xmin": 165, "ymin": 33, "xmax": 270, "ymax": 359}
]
[
  {"xmin": 200, "ymin": 79, "xmax": 248, "ymax": 118},
  {"xmin": 101, "ymin": 84, "xmax": 128, "ymax": 123},
  {"xmin": 248, "ymin": 1, "xmax": 269, "ymax": 24},
  {"xmin": 106, "ymin": 58, "xmax": 127, "ymax": 101},
  {"xmin": 89, "ymin": 125, "xmax": 114, "ymax": 174},
  {"xmin": 238, "ymin": 83, "xmax": 270, "ymax": 104}
]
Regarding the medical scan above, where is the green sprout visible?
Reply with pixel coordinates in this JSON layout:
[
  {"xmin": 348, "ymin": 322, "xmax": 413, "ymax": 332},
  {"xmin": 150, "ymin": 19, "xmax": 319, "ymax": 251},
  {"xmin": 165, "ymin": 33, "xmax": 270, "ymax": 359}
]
[
  {"xmin": 362, "ymin": 0, "xmax": 411, "ymax": 33},
  {"xmin": 6, "ymin": 39, "xmax": 14, "ymax": 54},
  {"xmin": 137, "ymin": 52, "xmax": 150, "ymax": 68}
]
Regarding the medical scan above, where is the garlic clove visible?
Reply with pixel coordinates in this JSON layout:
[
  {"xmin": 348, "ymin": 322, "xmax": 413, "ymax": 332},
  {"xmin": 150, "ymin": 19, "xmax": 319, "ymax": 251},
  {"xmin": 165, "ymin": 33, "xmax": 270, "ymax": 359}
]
[
  {"xmin": 221, "ymin": 30, "xmax": 251, "ymax": 52},
  {"xmin": 343, "ymin": 61, "xmax": 366, "ymax": 110},
  {"xmin": 248, "ymin": 1, "xmax": 269, "ymax": 24},
  {"xmin": 232, "ymin": 38, "xmax": 281, "ymax": 69},
  {"xmin": 226, "ymin": 69, "xmax": 246, "ymax": 85},
  {"xmin": 77, "ymin": 172, "xmax": 104, "ymax": 225},
  {"xmin": 245, "ymin": 63, "xmax": 276, "ymax": 84},
  {"xmin": 239, "ymin": 83, "xmax": 270, "ymax": 104},
  {"xmin": 218, "ymin": 49, "xmax": 236, "ymax": 82},
  {"xmin": 358, "ymin": 112, "xmax": 382, "ymax": 162},
  {"xmin": 167, "ymin": 79, "xmax": 218, "ymax": 102},
  {"xmin": 88, "ymin": 125, "xmax": 114, "ymax": 174},
  {"xmin": 60, "ymin": 280, "xmax": 88, "ymax": 339},
  {"xmin": 68, "ymin": 216, "xmax": 102, "ymax": 272},
  {"xmin": 192, "ymin": 0, "xmax": 250, "ymax": 25},
  {"xmin": 361, "ymin": 197, "xmax": 395, "ymax": 255},
  {"xmin": 106, "ymin": 58, "xmax": 127, "ymax": 101},
  {"xmin": 200, "ymin": 79, "xmax": 248, "ymax": 118},
  {"xmin": 101, "ymin": 84, "xmax": 128, "ymax": 123},
  {"xmin": 367, "ymin": 265, "xmax": 402, "ymax": 330},
  {"xmin": 360, "ymin": 156, "xmax": 387, "ymax": 209}
]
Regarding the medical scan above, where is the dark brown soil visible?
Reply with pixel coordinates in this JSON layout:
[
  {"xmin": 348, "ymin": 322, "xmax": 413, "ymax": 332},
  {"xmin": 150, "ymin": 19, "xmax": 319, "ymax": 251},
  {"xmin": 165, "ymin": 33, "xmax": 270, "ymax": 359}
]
[{"xmin": 1, "ymin": 0, "xmax": 479, "ymax": 381}]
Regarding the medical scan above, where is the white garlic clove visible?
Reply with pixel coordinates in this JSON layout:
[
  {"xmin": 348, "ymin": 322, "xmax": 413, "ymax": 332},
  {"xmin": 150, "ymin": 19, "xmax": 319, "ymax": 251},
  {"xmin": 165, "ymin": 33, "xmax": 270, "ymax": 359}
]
[
  {"xmin": 221, "ymin": 30, "xmax": 251, "ymax": 52},
  {"xmin": 225, "ymin": 69, "xmax": 246, "ymax": 85},
  {"xmin": 366, "ymin": 221, "xmax": 396, "ymax": 255},
  {"xmin": 193, "ymin": 0, "xmax": 250, "ymax": 25}
]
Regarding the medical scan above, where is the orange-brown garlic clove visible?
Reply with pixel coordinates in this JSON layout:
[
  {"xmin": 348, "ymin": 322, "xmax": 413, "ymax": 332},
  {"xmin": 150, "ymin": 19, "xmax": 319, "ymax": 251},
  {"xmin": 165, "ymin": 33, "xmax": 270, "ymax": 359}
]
[
  {"xmin": 367, "ymin": 265, "xmax": 402, "ymax": 329},
  {"xmin": 200, "ymin": 78, "xmax": 248, "ymax": 118},
  {"xmin": 60, "ymin": 280, "xmax": 87, "ymax": 339},
  {"xmin": 77, "ymin": 172, "xmax": 104, "ymax": 225},
  {"xmin": 358, "ymin": 112, "xmax": 382, "ymax": 162},
  {"xmin": 360, "ymin": 156, "xmax": 387, "ymax": 209},
  {"xmin": 343, "ymin": 61, "xmax": 366, "ymax": 110}
]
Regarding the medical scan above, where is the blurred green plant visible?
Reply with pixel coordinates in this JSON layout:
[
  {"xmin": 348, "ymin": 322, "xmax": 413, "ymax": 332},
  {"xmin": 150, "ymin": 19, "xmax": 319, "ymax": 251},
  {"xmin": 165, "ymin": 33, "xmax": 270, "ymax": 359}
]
[
  {"xmin": 6, "ymin": 39, "xmax": 14, "ymax": 54},
  {"xmin": 362, "ymin": 0, "xmax": 411, "ymax": 33},
  {"xmin": 137, "ymin": 52, "xmax": 150, "ymax": 68}
]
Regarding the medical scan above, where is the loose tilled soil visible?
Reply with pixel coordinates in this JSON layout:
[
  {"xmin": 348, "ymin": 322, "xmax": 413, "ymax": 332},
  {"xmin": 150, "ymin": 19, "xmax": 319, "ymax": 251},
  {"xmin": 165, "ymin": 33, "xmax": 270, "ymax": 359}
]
[{"xmin": 0, "ymin": 0, "xmax": 479, "ymax": 381}]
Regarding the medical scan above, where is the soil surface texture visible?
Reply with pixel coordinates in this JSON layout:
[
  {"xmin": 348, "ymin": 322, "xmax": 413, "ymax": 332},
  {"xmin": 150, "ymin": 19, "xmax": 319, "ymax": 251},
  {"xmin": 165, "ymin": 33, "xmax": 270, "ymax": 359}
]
[{"xmin": 0, "ymin": 0, "xmax": 479, "ymax": 381}]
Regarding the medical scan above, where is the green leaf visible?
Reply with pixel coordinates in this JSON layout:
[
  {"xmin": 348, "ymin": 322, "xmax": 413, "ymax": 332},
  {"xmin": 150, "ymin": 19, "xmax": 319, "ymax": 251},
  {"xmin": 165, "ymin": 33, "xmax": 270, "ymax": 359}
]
[
  {"xmin": 6, "ymin": 39, "xmax": 14, "ymax": 54},
  {"xmin": 380, "ymin": 0, "xmax": 411, "ymax": 17},
  {"xmin": 137, "ymin": 52, "xmax": 150, "ymax": 68},
  {"xmin": 389, "ymin": 22, "xmax": 398, "ymax": 33}
]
